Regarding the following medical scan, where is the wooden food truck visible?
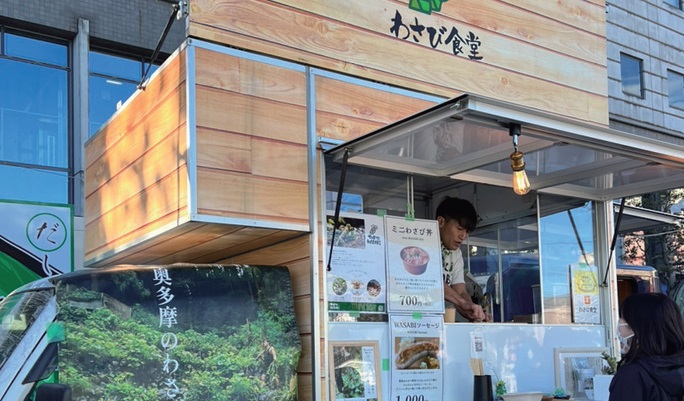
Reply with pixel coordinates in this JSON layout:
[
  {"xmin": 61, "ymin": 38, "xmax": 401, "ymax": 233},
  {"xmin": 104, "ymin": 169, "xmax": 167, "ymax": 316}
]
[{"xmin": 3, "ymin": 1, "xmax": 683, "ymax": 401}]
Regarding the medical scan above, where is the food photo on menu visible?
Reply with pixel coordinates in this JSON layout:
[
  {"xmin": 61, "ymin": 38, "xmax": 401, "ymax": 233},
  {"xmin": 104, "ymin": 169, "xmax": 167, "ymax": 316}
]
[
  {"xmin": 394, "ymin": 337, "xmax": 441, "ymax": 370},
  {"xmin": 327, "ymin": 216, "xmax": 366, "ymax": 248},
  {"xmin": 400, "ymin": 246, "xmax": 430, "ymax": 275}
]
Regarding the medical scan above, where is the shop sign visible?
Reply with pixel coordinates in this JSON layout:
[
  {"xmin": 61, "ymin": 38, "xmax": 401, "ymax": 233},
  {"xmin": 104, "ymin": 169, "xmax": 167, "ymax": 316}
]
[
  {"xmin": 569, "ymin": 262, "xmax": 600, "ymax": 324},
  {"xmin": 389, "ymin": 9, "xmax": 484, "ymax": 60},
  {"xmin": 326, "ymin": 212, "xmax": 387, "ymax": 313},
  {"xmin": 390, "ymin": 314, "xmax": 444, "ymax": 401},
  {"xmin": 0, "ymin": 200, "xmax": 73, "ymax": 298},
  {"xmin": 385, "ymin": 216, "xmax": 443, "ymax": 314}
]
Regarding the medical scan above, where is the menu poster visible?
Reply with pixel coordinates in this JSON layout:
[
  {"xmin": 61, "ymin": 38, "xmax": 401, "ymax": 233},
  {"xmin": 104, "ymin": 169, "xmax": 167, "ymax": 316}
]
[
  {"xmin": 385, "ymin": 216, "xmax": 443, "ymax": 314},
  {"xmin": 569, "ymin": 262, "xmax": 600, "ymax": 324},
  {"xmin": 389, "ymin": 314, "xmax": 443, "ymax": 401},
  {"xmin": 326, "ymin": 212, "xmax": 387, "ymax": 313}
]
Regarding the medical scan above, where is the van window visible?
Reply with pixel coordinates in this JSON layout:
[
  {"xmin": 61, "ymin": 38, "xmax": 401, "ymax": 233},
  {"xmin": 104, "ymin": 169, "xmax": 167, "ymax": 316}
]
[{"xmin": 0, "ymin": 289, "xmax": 52, "ymax": 370}]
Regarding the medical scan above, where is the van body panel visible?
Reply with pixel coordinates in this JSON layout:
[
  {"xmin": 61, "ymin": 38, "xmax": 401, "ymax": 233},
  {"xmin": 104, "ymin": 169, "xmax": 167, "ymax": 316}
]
[{"xmin": 0, "ymin": 264, "xmax": 301, "ymax": 401}]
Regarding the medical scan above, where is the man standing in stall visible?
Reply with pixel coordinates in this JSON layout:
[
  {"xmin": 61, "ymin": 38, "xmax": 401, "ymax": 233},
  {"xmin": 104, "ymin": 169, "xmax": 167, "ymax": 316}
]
[{"xmin": 436, "ymin": 196, "xmax": 489, "ymax": 322}]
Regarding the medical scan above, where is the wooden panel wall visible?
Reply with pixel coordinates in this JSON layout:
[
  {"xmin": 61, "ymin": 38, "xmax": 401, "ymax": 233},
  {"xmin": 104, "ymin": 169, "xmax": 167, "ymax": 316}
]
[
  {"xmin": 312, "ymin": 76, "xmax": 442, "ymax": 401},
  {"xmin": 194, "ymin": 47, "xmax": 310, "ymax": 225},
  {"xmin": 84, "ymin": 51, "xmax": 188, "ymax": 263},
  {"xmin": 189, "ymin": 0, "xmax": 609, "ymax": 125}
]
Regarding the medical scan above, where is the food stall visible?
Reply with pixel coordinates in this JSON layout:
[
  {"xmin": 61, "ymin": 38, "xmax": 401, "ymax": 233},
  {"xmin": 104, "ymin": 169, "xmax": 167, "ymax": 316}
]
[
  {"xmin": 78, "ymin": 1, "xmax": 684, "ymax": 399},
  {"xmin": 322, "ymin": 93, "xmax": 684, "ymax": 400}
]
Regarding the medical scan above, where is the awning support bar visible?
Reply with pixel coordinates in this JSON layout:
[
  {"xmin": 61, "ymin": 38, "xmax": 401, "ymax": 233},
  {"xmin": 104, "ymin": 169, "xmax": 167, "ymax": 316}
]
[
  {"xmin": 602, "ymin": 198, "xmax": 626, "ymax": 287},
  {"xmin": 326, "ymin": 148, "xmax": 351, "ymax": 271}
]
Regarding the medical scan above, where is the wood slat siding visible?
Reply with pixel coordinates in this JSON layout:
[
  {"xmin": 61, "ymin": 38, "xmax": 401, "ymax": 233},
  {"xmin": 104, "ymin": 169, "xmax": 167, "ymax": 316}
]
[
  {"xmin": 312, "ymin": 76, "xmax": 443, "ymax": 401},
  {"xmin": 194, "ymin": 48, "xmax": 310, "ymax": 225},
  {"xmin": 84, "ymin": 52, "xmax": 188, "ymax": 263},
  {"xmin": 189, "ymin": 0, "xmax": 609, "ymax": 125},
  {"xmin": 86, "ymin": 222, "xmax": 214, "ymax": 267},
  {"xmin": 315, "ymin": 76, "xmax": 438, "ymax": 142}
]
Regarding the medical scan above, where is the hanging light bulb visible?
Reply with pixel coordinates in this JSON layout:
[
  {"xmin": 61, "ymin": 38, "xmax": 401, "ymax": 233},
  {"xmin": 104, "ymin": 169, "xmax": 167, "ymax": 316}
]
[
  {"xmin": 510, "ymin": 150, "xmax": 531, "ymax": 195},
  {"xmin": 509, "ymin": 123, "xmax": 531, "ymax": 195}
]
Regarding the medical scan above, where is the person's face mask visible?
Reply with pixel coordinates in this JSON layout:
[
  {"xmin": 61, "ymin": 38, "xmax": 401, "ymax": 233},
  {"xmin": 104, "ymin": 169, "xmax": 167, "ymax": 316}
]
[{"xmin": 617, "ymin": 318, "xmax": 634, "ymax": 354}]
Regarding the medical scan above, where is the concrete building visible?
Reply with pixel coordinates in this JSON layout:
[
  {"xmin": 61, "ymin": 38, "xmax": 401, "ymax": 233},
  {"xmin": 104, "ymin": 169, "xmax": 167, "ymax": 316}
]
[{"xmin": 0, "ymin": 0, "xmax": 185, "ymax": 270}]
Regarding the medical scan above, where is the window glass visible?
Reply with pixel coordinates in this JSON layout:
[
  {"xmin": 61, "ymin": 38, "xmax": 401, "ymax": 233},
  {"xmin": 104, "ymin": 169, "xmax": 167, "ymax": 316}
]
[
  {"xmin": 664, "ymin": 0, "xmax": 681, "ymax": 8},
  {"xmin": 0, "ymin": 165, "xmax": 68, "ymax": 204},
  {"xmin": 467, "ymin": 216, "xmax": 540, "ymax": 323},
  {"xmin": 540, "ymin": 200, "xmax": 596, "ymax": 324},
  {"xmin": 88, "ymin": 75, "xmax": 138, "ymax": 136},
  {"xmin": 0, "ymin": 290, "xmax": 53, "ymax": 370},
  {"xmin": 88, "ymin": 51, "xmax": 159, "ymax": 136},
  {"xmin": 0, "ymin": 59, "xmax": 68, "ymax": 168},
  {"xmin": 89, "ymin": 51, "xmax": 142, "ymax": 81},
  {"xmin": 620, "ymin": 53, "xmax": 643, "ymax": 97},
  {"xmin": 5, "ymin": 33, "xmax": 67, "ymax": 67},
  {"xmin": 667, "ymin": 70, "xmax": 684, "ymax": 110}
]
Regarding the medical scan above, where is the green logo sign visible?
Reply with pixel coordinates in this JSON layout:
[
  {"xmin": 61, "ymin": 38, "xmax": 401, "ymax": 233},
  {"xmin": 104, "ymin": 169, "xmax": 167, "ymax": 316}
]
[{"xmin": 409, "ymin": 0, "xmax": 449, "ymax": 14}]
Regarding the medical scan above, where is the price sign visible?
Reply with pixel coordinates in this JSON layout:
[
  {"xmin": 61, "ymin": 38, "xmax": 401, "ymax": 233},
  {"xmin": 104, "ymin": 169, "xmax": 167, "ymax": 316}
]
[
  {"xmin": 389, "ymin": 314, "xmax": 443, "ymax": 401},
  {"xmin": 384, "ymin": 216, "xmax": 443, "ymax": 314}
]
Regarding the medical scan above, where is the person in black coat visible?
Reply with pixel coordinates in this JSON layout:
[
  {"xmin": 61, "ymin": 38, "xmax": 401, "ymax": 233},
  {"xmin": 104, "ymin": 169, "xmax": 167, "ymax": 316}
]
[{"xmin": 609, "ymin": 293, "xmax": 684, "ymax": 401}]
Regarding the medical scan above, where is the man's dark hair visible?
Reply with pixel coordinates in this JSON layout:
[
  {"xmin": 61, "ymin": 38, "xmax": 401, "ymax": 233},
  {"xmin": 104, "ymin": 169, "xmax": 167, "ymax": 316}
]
[
  {"xmin": 435, "ymin": 196, "xmax": 478, "ymax": 233},
  {"xmin": 620, "ymin": 293, "xmax": 684, "ymax": 363}
]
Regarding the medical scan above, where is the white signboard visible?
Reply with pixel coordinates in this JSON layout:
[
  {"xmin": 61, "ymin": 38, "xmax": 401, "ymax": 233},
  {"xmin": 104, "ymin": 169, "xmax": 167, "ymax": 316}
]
[
  {"xmin": 0, "ymin": 200, "xmax": 73, "ymax": 296},
  {"xmin": 390, "ymin": 314, "xmax": 444, "ymax": 401},
  {"xmin": 570, "ymin": 263, "xmax": 600, "ymax": 324},
  {"xmin": 385, "ymin": 216, "xmax": 443, "ymax": 314},
  {"xmin": 326, "ymin": 212, "xmax": 387, "ymax": 313}
]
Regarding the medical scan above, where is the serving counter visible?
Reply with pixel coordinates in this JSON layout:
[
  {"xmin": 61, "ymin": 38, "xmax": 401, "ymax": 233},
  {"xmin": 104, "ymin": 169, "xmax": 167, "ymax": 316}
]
[{"xmin": 328, "ymin": 322, "xmax": 606, "ymax": 401}]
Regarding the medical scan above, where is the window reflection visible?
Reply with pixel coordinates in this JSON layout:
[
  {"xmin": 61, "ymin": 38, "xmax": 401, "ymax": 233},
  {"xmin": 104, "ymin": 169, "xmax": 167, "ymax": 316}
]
[
  {"xmin": 667, "ymin": 70, "xmax": 684, "ymax": 110},
  {"xmin": 88, "ymin": 51, "xmax": 158, "ymax": 136},
  {"xmin": 540, "ymin": 199, "xmax": 595, "ymax": 324},
  {"xmin": 0, "ymin": 30, "xmax": 69, "ymax": 204},
  {"xmin": 0, "ymin": 165, "xmax": 68, "ymax": 203},
  {"xmin": 467, "ymin": 216, "xmax": 540, "ymax": 323},
  {"xmin": 0, "ymin": 60, "xmax": 68, "ymax": 168},
  {"xmin": 620, "ymin": 53, "xmax": 643, "ymax": 97},
  {"xmin": 5, "ymin": 33, "xmax": 68, "ymax": 66}
]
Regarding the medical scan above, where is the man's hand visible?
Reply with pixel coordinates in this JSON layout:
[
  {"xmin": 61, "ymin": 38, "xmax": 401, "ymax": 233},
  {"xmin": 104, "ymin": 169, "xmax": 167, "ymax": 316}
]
[
  {"xmin": 444, "ymin": 282, "xmax": 491, "ymax": 322},
  {"xmin": 459, "ymin": 301, "xmax": 486, "ymax": 322}
]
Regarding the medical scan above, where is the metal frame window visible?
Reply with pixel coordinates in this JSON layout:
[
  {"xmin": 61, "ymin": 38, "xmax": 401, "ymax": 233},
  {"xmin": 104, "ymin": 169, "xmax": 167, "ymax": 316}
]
[
  {"xmin": 664, "ymin": 0, "xmax": 682, "ymax": 9},
  {"xmin": 620, "ymin": 53, "xmax": 644, "ymax": 98},
  {"xmin": 0, "ymin": 27, "xmax": 70, "ymax": 204},
  {"xmin": 88, "ymin": 49, "xmax": 158, "ymax": 137},
  {"xmin": 667, "ymin": 69, "xmax": 684, "ymax": 110}
]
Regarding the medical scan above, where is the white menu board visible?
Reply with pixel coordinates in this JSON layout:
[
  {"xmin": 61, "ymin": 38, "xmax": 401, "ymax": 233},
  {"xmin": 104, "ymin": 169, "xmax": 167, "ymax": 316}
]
[
  {"xmin": 390, "ymin": 314, "xmax": 444, "ymax": 401},
  {"xmin": 326, "ymin": 212, "xmax": 387, "ymax": 313},
  {"xmin": 385, "ymin": 216, "xmax": 443, "ymax": 314}
]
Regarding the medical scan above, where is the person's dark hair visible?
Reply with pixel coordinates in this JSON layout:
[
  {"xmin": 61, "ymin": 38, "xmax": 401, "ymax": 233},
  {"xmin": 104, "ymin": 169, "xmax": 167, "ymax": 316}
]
[
  {"xmin": 620, "ymin": 293, "xmax": 684, "ymax": 363},
  {"xmin": 435, "ymin": 196, "xmax": 478, "ymax": 232}
]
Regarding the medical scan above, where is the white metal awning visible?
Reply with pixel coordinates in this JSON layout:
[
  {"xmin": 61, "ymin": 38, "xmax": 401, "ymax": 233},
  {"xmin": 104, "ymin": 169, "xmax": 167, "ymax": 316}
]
[{"xmin": 325, "ymin": 94, "xmax": 684, "ymax": 201}]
